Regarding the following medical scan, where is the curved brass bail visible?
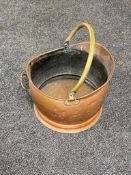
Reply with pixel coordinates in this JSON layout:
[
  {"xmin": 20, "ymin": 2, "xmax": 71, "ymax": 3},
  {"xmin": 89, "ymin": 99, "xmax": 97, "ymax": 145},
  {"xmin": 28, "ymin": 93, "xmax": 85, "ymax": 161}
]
[{"xmin": 64, "ymin": 22, "xmax": 95, "ymax": 96}]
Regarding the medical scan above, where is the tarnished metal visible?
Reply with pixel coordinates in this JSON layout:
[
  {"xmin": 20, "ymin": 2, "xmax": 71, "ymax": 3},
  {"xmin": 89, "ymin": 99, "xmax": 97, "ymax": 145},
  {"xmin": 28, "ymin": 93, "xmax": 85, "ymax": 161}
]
[
  {"xmin": 64, "ymin": 22, "xmax": 95, "ymax": 94},
  {"xmin": 20, "ymin": 23, "xmax": 115, "ymax": 133}
]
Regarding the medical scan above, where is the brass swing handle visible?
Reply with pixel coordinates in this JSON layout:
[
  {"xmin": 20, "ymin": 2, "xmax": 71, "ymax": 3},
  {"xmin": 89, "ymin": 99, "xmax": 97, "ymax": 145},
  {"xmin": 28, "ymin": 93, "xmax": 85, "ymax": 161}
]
[{"xmin": 64, "ymin": 22, "xmax": 95, "ymax": 97}]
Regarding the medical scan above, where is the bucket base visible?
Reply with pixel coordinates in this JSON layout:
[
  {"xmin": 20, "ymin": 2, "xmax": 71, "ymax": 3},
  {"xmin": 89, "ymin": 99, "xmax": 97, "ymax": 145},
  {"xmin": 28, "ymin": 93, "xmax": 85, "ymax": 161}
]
[{"xmin": 34, "ymin": 105, "xmax": 102, "ymax": 133}]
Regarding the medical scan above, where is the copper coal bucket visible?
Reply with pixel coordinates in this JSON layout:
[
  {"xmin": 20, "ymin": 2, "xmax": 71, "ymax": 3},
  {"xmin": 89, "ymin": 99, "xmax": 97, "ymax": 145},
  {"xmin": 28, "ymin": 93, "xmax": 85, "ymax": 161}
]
[{"xmin": 20, "ymin": 22, "xmax": 115, "ymax": 133}]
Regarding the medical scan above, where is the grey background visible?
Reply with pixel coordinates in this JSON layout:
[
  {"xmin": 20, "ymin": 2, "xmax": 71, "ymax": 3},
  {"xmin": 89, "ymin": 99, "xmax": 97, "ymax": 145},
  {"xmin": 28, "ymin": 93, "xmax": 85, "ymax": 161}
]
[{"xmin": 0, "ymin": 0, "xmax": 130, "ymax": 175}]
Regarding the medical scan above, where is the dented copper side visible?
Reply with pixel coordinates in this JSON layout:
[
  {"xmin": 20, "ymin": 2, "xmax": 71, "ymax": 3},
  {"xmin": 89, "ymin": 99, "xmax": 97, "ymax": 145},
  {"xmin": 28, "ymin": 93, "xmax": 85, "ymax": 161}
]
[{"xmin": 21, "ymin": 41, "xmax": 115, "ymax": 133}]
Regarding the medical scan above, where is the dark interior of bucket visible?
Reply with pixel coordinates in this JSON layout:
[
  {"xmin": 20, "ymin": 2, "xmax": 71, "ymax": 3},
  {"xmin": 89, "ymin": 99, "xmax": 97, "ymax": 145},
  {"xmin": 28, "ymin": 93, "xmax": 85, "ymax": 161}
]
[{"xmin": 31, "ymin": 48, "xmax": 108, "ymax": 99}]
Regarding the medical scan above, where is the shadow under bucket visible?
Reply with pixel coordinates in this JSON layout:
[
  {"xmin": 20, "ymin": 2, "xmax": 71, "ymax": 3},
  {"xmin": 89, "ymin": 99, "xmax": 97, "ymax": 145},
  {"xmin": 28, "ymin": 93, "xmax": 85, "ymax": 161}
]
[{"xmin": 20, "ymin": 23, "xmax": 115, "ymax": 133}]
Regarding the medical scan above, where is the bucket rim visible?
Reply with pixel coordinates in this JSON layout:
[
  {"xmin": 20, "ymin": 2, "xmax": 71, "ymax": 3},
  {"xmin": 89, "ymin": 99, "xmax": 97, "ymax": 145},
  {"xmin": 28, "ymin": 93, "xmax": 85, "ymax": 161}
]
[{"xmin": 26, "ymin": 41, "xmax": 115, "ymax": 101}]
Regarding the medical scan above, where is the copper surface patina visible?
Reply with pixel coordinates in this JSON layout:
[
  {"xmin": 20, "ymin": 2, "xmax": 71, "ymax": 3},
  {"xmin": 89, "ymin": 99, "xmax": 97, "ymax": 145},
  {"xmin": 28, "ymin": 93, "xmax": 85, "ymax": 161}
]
[{"xmin": 20, "ymin": 23, "xmax": 115, "ymax": 133}]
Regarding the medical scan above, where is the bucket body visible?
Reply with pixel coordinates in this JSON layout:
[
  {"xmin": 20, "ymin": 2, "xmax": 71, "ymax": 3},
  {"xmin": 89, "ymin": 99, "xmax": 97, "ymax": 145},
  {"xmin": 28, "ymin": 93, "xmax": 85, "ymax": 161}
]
[{"xmin": 25, "ymin": 41, "xmax": 115, "ymax": 133}]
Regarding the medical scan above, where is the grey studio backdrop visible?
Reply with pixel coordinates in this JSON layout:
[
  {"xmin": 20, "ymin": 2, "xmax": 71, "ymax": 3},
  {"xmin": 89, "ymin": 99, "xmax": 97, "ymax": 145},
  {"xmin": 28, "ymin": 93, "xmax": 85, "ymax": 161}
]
[{"xmin": 0, "ymin": 0, "xmax": 130, "ymax": 175}]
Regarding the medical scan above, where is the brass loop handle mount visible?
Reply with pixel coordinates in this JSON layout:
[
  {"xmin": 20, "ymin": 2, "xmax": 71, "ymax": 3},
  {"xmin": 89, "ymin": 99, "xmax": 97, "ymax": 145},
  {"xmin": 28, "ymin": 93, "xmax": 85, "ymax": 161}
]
[
  {"xmin": 64, "ymin": 22, "xmax": 95, "ymax": 102},
  {"xmin": 19, "ymin": 73, "xmax": 30, "ymax": 92}
]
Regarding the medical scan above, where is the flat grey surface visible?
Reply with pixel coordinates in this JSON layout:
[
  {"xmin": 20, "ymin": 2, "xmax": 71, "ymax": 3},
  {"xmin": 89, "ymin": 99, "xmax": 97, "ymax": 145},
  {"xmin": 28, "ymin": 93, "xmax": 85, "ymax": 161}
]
[{"xmin": 0, "ymin": 0, "xmax": 130, "ymax": 175}]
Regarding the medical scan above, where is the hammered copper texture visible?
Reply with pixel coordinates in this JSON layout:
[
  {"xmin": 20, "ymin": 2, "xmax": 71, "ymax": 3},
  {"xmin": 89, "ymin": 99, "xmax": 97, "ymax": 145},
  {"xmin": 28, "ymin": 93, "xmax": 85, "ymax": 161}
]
[
  {"xmin": 0, "ymin": 0, "xmax": 130, "ymax": 174},
  {"xmin": 26, "ymin": 42, "xmax": 115, "ymax": 132}
]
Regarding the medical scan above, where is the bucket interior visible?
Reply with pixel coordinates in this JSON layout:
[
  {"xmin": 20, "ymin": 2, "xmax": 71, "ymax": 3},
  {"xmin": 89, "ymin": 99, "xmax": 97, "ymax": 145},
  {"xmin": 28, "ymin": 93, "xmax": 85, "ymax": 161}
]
[{"xmin": 31, "ymin": 48, "xmax": 108, "ymax": 99}]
